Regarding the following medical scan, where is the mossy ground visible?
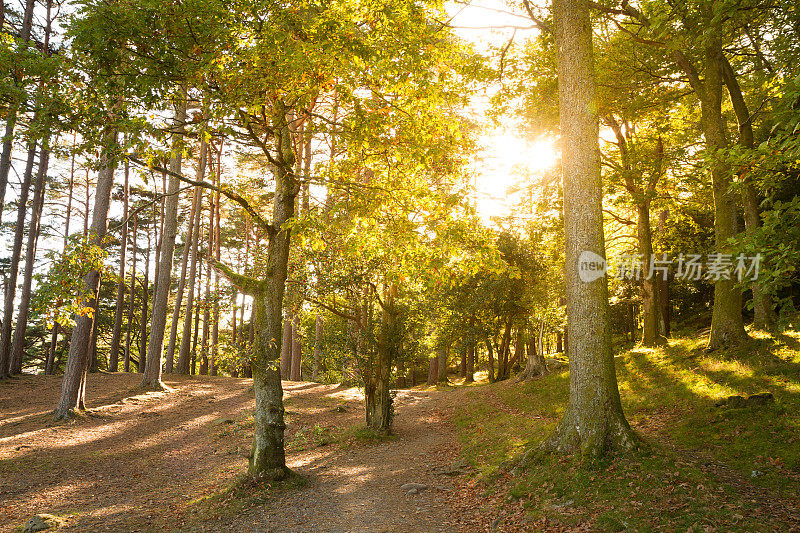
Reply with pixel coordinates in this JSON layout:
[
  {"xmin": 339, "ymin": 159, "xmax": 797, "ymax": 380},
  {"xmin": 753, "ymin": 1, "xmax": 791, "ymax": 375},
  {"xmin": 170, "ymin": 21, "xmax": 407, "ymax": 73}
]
[{"xmin": 452, "ymin": 323, "xmax": 800, "ymax": 530}]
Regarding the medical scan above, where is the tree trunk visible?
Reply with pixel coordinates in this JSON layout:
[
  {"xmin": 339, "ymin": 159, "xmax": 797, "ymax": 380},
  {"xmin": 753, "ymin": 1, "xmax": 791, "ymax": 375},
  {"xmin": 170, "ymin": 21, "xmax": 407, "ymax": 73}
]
[
  {"xmin": 436, "ymin": 344, "xmax": 448, "ymax": 383},
  {"xmin": 0, "ymin": 0, "xmax": 36, "ymax": 229},
  {"xmin": 518, "ymin": 320, "xmax": 548, "ymax": 381},
  {"xmin": 109, "ymin": 159, "xmax": 130, "ymax": 372},
  {"xmin": 141, "ymin": 95, "xmax": 185, "ymax": 388},
  {"xmin": 672, "ymin": 13, "xmax": 748, "ymax": 351},
  {"xmin": 206, "ymin": 105, "xmax": 298, "ymax": 481},
  {"xmin": 366, "ymin": 283, "xmax": 396, "ymax": 433},
  {"xmin": 290, "ymin": 316, "xmax": 301, "ymax": 381},
  {"xmin": 177, "ymin": 138, "xmax": 207, "ymax": 374},
  {"xmin": 312, "ymin": 312, "xmax": 323, "ymax": 382},
  {"xmin": 54, "ymin": 128, "xmax": 118, "ymax": 419},
  {"xmin": 721, "ymin": 56, "xmax": 775, "ymax": 331},
  {"xmin": 486, "ymin": 336, "xmax": 495, "ymax": 383},
  {"xmin": 657, "ymin": 210, "xmax": 671, "ymax": 336},
  {"xmin": 9, "ymin": 141, "xmax": 49, "ymax": 374},
  {"xmin": 137, "ymin": 221, "xmax": 151, "ymax": 372},
  {"xmin": 166, "ymin": 188, "xmax": 196, "ymax": 374},
  {"xmin": 125, "ymin": 217, "xmax": 137, "ymax": 372},
  {"xmin": 280, "ymin": 316, "xmax": 292, "ymax": 379},
  {"xmin": 46, "ymin": 324, "xmax": 59, "ymax": 375},
  {"xmin": 0, "ymin": 139, "xmax": 37, "ymax": 378},
  {"xmin": 540, "ymin": 0, "xmax": 637, "ymax": 457},
  {"xmin": 426, "ymin": 355, "xmax": 436, "ymax": 385},
  {"xmin": 637, "ymin": 203, "xmax": 665, "ymax": 346},
  {"xmin": 465, "ymin": 341, "xmax": 475, "ymax": 383},
  {"xmin": 211, "ymin": 142, "xmax": 222, "ymax": 377}
]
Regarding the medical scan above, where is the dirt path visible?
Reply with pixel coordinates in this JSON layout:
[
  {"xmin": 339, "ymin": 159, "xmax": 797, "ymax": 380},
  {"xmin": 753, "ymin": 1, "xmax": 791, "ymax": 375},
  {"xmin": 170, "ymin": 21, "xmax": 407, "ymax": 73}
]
[
  {"xmin": 207, "ymin": 390, "xmax": 472, "ymax": 533},
  {"xmin": 0, "ymin": 375, "xmax": 479, "ymax": 532}
]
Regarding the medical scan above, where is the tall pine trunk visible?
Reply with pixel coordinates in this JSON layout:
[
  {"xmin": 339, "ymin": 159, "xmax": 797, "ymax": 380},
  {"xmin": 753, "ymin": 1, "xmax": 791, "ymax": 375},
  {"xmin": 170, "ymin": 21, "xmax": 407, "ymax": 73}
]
[
  {"xmin": 0, "ymin": 138, "xmax": 37, "ymax": 378},
  {"xmin": 54, "ymin": 128, "xmax": 118, "ymax": 419},
  {"xmin": 124, "ymin": 217, "xmax": 137, "ymax": 372},
  {"xmin": 540, "ymin": 0, "xmax": 637, "ymax": 457},
  {"xmin": 109, "ymin": 159, "xmax": 129, "ymax": 372},
  {"xmin": 141, "ymin": 97, "xmax": 184, "ymax": 387},
  {"xmin": 10, "ymin": 139, "xmax": 50, "ymax": 374},
  {"xmin": 177, "ymin": 138, "xmax": 207, "ymax": 374}
]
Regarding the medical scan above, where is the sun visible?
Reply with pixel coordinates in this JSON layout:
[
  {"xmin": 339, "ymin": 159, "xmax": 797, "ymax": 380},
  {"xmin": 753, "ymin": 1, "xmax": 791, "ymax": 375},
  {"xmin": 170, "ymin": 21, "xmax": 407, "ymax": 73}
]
[{"xmin": 473, "ymin": 128, "xmax": 559, "ymax": 222}]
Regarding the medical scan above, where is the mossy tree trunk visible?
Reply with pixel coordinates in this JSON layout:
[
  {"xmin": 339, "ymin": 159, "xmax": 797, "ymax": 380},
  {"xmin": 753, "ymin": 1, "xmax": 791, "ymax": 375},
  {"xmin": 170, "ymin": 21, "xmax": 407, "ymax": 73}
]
[
  {"xmin": 542, "ymin": 0, "xmax": 638, "ymax": 458},
  {"xmin": 721, "ymin": 56, "xmax": 775, "ymax": 331},
  {"xmin": 672, "ymin": 7, "xmax": 749, "ymax": 351},
  {"xmin": 365, "ymin": 284, "xmax": 397, "ymax": 433},
  {"xmin": 208, "ymin": 103, "xmax": 298, "ymax": 481}
]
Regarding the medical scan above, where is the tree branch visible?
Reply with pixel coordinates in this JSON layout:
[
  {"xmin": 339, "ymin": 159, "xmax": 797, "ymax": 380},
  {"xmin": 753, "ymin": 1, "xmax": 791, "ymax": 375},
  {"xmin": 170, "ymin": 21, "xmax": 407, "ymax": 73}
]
[
  {"xmin": 128, "ymin": 155, "xmax": 275, "ymax": 239},
  {"xmin": 206, "ymin": 256, "xmax": 263, "ymax": 296}
]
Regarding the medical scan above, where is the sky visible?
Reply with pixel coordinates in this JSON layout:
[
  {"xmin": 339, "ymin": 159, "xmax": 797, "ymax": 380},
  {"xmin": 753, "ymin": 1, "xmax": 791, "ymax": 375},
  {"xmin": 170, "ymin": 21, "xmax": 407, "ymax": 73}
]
[{"xmin": 446, "ymin": 0, "xmax": 559, "ymax": 224}]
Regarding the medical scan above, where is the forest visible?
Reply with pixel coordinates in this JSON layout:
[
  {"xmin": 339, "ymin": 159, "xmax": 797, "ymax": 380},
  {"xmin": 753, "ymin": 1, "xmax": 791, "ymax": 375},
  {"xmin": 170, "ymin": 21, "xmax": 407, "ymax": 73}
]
[{"xmin": 1, "ymin": 0, "xmax": 799, "ymax": 531}]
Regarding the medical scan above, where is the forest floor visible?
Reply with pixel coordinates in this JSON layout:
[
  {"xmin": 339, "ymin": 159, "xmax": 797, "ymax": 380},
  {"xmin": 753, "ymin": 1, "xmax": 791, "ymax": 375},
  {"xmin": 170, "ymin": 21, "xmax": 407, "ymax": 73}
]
[
  {"xmin": 2, "ymin": 328, "xmax": 800, "ymax": 532},
  {"xmin": 1, "ymin": 372, "xmax": 490, "ymax": 532}
]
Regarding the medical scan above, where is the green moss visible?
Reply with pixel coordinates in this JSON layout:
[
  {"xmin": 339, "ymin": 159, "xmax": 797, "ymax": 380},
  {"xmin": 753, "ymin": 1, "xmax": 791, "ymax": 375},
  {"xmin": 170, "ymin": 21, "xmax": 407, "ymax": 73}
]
[{"xmin": 452, "ymin": 325, "xmax": 800, "ymax": 530}]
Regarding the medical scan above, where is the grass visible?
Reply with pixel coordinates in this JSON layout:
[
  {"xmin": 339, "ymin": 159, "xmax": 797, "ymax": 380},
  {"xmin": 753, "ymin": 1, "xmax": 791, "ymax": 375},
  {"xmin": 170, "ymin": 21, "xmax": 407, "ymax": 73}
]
[
  {"xmin": 452, "ymin": 324, "xmax": 800, "ymax": 530},
  {"xmin": 338, "ymin": 424, "xmax": 399, "ymax": 444},
  {"xmin": 184, "ymin": 471, "xmax": 308, "ymax": 527}
]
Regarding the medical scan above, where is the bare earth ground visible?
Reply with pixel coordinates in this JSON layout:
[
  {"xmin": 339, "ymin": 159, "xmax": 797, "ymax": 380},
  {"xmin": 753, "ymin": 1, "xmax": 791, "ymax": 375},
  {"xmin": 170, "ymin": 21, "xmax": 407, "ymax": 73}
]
[{"xmin": 0, "ymin": 374, "xmax": 485, "ymax": 532}]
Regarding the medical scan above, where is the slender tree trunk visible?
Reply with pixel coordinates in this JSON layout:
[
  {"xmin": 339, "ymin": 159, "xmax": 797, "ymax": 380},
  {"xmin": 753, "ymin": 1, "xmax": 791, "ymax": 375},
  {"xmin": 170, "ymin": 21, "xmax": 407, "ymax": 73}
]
[
  {"xmin": 486, "ymin": 336, "xmax": 495, "ymax": 383},
  {"xmin": 540, "ymin": 0, "xmax": 637, "ymax": 457},
  {"xmin": 165, "ymin": 191, "xmax": 196, "ymax": 373},
  {"xmin": 0, "ymin": 0, "xmax": 36, "ymax": 228},
  {"xmin": 124, "ymin": 217, "xmax": 137, "ymax": 373},
  {"xmin": 656, "ymin": 209, "xmax": 671, "ymax": 336},
  {"xmin": 177, "ymin": 139, "xmax": 207, "ymax": 374},
  {"xmin": 109, "ymin": 159, "xmax": 129, "ymax": 372},
  {"xmin": 280, "ymin": 316, "xmax": 292, "ymax": 379},
  {"xmin": 138, "ymin": 221, "xmax": 151, "ymax": 372},
  {"xmin": 191, "ymin": 284, "xmax": 200, "ymax": 375},
  {"xmin": 54, "ymin": 128, "xmax": 118, "ymax": 419},
  {"xmin": 10, "ymin": 141, "xmax": 50, "ymax": 374},
  {"xmin": 46, "ymin": 324, "xmax": 58, "ymax": 375},
  {"xmin": 211, "ymin": 141, "xmax": 222, "ymax": 376},
  {"xmin": 312, "ymin": 312, "xmax": 323, "ymax": 382},
  {"xmin": 141, "ymin": 95, "xmax": 185, "ymax": 387},
  {"xmin": 0, "ymin": 139, "xmax": 37, "ymax": 378},
  {"xmin": 290, "ymin": 316, "xmax": 301, "ymax": 381},
  {"xmin": 721, "ymin": 57, "xmax": 775, "ymax": 330}
]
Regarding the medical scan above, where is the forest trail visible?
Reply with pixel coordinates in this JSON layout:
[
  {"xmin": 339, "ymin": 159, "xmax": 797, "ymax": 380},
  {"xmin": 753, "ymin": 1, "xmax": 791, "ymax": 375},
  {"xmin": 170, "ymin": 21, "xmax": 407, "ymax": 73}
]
[{"xmin": 0, "ymin": 374, "xmax": 482, "ymax": 532}]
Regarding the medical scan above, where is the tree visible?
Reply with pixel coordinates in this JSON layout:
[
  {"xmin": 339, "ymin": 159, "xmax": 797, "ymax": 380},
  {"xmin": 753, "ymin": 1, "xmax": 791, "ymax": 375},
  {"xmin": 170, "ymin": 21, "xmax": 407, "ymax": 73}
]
[
  {"xmin": 54, "ymin": 127, "xmax": 119, "ymax": 419},
  {"xmin": 141, "ymin": 92, "xmax": 186, "ymax": 389},
  {"xmin": 540, "ymin": 0, "xmax": 637, "ymax": 457}
]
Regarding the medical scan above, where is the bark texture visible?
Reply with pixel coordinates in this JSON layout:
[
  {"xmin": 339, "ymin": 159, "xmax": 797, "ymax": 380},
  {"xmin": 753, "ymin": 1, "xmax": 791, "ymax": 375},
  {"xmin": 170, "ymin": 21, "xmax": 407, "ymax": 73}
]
[
  {"xmin": 141, "ymin": 95, "xmax": 186, "ymax": 389},
  {"xmin": 672, "ymin": 8, "xmax": 748, "ymax": 351},
  {"xmin": 540, "ymin": 0, "xmax": 637, "ymax": 458},
  {"xmin": 54, "ymin": 129, "xmax": 118, "ymax": 419}
]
